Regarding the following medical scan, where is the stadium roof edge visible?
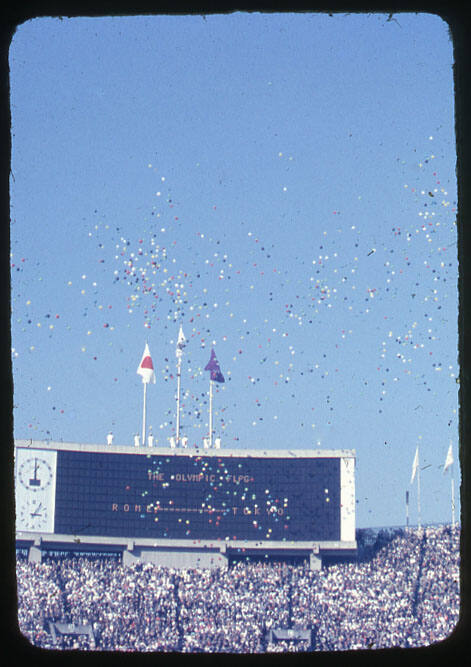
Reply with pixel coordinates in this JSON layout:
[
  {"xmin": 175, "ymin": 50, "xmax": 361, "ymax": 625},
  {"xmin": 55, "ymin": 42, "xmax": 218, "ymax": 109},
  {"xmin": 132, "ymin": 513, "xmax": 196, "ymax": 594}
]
[{"xmin": 14, "ymin": 439, "xmax": 355, "ymax": 458}]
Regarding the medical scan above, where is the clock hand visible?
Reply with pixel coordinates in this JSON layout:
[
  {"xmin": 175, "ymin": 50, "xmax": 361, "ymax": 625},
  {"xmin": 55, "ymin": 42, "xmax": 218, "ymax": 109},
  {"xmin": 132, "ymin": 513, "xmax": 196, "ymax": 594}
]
[
  {"xmin": 31, "ymin": 502, "xmax": 44, "ymax": 517},
  {"xmin": 29, "ymin": 459, "xmax": 41, "ymax": 487}
]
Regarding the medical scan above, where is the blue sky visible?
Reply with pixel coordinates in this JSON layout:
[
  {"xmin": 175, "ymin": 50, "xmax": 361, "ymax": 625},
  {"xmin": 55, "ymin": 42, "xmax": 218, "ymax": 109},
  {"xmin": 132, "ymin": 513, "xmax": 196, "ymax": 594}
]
[{"xmin": 10, "ymin": 12, "xmax": 459, "ymax": 528}]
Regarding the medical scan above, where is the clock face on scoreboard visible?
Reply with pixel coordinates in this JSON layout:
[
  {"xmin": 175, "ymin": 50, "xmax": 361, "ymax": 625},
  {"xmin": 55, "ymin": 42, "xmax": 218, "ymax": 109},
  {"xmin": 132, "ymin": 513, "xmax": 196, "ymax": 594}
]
[{"xmin": 15, "ymin": 448, "xmax": 57, "ymax": 533}]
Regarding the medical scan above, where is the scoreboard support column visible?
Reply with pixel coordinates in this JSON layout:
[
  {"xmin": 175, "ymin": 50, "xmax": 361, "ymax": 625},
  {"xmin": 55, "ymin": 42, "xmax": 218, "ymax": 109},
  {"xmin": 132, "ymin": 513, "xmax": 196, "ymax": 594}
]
[
  {"xmin": 28, "ymin": 544, "xmax": 42, "ymax": 563},
  {"xmin": 309, "ymin": 551, "xmax": 322, "ymax": 570}
]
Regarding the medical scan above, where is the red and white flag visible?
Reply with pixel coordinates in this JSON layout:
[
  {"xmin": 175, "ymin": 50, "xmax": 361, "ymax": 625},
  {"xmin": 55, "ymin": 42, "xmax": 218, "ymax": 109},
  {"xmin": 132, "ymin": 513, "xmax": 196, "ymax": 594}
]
[{"xmin": 137, "ymin": 343, "xmax": 156, "ymax": 384}]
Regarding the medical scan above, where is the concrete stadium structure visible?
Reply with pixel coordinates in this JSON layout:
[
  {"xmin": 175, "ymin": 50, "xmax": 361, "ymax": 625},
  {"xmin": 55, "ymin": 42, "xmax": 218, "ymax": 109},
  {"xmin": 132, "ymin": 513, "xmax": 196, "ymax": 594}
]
[{"xmin": 15, "ymin": 440, "xmax": 357, "ymax": 569}]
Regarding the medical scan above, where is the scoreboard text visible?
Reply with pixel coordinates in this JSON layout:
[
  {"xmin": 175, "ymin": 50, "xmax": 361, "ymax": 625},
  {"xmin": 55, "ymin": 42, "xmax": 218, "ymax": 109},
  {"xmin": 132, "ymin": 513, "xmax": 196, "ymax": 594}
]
[{"xmin": 54, "ymin": 451, "xmax": 341, "ymax": 542}]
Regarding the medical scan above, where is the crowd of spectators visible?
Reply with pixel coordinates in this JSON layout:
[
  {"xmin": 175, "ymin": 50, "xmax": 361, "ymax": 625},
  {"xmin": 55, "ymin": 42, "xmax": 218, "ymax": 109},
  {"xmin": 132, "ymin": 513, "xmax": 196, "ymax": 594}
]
[{"xmin": 15, "ymin": 524, "xmax": 460, "ymax": 652}]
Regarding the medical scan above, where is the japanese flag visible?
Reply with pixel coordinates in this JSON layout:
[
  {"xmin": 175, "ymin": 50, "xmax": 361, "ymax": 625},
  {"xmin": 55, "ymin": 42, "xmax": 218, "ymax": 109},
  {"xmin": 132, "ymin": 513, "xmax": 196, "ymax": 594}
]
[{"xmin": 137, "ymin": 343, "xmax": 156, "ymax": 384}]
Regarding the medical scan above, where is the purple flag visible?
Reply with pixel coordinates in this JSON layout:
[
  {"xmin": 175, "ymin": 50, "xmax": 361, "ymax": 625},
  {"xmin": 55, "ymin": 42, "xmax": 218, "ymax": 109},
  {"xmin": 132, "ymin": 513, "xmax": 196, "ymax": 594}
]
[{"xmin": 205, "ymin": 348, "xmax": 225, "ymax": 383}]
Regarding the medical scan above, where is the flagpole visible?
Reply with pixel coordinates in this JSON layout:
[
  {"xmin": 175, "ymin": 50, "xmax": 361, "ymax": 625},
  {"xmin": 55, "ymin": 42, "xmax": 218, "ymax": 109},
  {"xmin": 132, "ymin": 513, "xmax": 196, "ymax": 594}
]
[
  {"xmin": 176, "ymin": 352, "xmax": 182, "ymax": 445},
  {"xmin": 451, "ymin": 464, "xmax": 455, "ymax": 527},
  {"xmin": 137, "ymin": 342, "xmax": 155, "ymax": 448},
  {"xmin": 405, "ymin": 490, "xmax": 409, "ymax": 529},
  {"xmin": 204, "ymin": 348, "xmax": 224, "ymax": 449},
  {"xmin": 417, "ymin": 445, "xmax": 421, "ymax": 530},
  {"xmin": 444, "ymin": 442, "xmax": 455, "ymax": 528},
  {"xmin": 142, "ymin": 381, "xmax": 147, "ymax": 448},
  {"xmin": 209, "ymin": 379, "xmax": 213, "ymax": 448}
]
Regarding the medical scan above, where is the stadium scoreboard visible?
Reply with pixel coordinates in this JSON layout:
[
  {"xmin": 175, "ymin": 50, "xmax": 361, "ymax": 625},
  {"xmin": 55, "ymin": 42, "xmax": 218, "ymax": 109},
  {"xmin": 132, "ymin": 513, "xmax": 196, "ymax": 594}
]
[{"xmin": 15, "ymin": 442, "xmax": 356, "ymax": 545}]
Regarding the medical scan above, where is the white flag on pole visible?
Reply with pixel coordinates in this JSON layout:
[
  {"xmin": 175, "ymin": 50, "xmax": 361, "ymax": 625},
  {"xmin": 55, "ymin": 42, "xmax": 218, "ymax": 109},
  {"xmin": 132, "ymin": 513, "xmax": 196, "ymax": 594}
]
[
  {"xmin": 137, "ymin": 343, "xmax": 156, "ymax": 384},
  {"xmin": 176, "ymin": 325, "xmax": 186, "ymax": 358},
  {"xmin": 444, "ymin": 442, "xmax": 454, "ymax": 473},
  {"xmin": 410, "ymin": 446, "xmax": 419, "ymax": 484}
]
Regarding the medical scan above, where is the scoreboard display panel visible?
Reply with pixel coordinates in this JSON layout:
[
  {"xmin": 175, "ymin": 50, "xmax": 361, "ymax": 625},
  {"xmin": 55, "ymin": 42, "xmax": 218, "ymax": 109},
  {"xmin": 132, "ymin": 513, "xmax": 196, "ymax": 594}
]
[{"xmin": 52, "ymin": 450, "xmax": 342, "ymax": 542}]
